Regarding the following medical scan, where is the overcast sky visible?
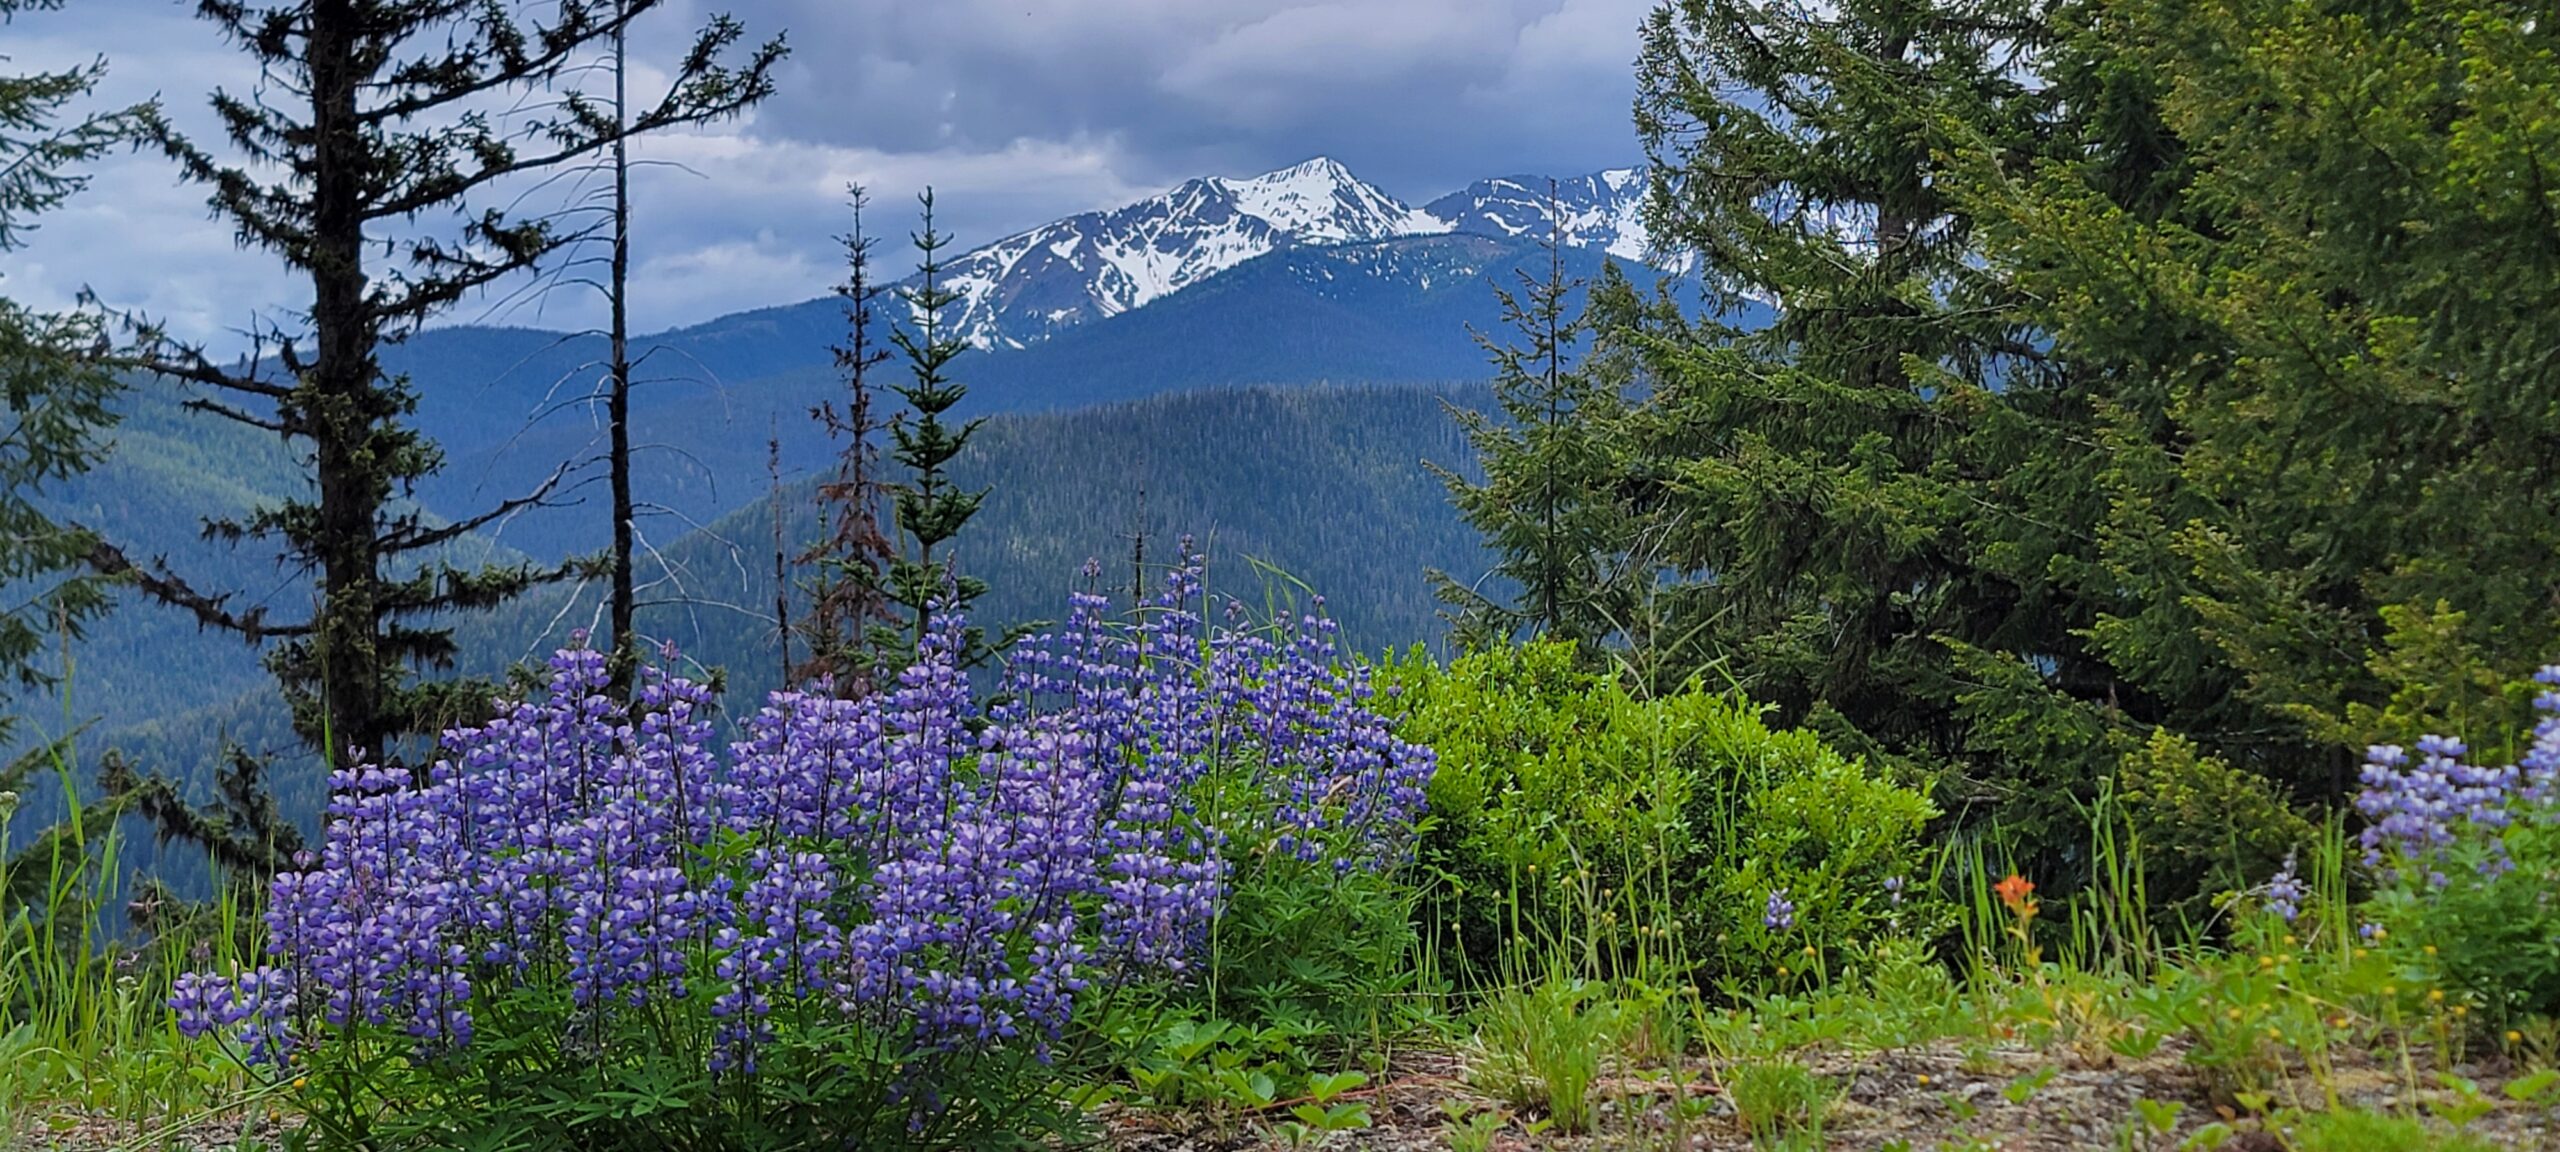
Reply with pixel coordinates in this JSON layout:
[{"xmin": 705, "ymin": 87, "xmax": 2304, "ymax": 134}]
[{"xmin": 0, "ymin": 0, "xmax": 1656, "ymax": 349}]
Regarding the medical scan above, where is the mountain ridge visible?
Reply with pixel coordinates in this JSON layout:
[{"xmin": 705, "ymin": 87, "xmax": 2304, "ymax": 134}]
[{"xmin": 913, "ymin": 155, "xmax": 1653, "ymax": 350}]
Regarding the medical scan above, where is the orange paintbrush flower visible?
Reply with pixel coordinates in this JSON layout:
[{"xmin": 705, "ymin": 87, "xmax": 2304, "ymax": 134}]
[{"xmin": 1994, "ymin": 872, "xmax": 2038, "ymax": 916}]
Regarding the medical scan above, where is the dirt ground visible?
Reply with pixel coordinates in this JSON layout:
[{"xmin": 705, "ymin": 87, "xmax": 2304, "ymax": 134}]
[
  {"xmin": 1107, "ymin": 1038, "xmax": 2557, "ymax": 1151},
  {"xmin": 12, "ymin": 1037, "xmax": 2555, "ymax": 1150}
]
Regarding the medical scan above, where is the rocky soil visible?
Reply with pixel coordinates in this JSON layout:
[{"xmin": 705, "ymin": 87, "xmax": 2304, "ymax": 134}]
[{"xmin": 14, "ymin": 1037, "xmax": 2555, "ymax": 1150}]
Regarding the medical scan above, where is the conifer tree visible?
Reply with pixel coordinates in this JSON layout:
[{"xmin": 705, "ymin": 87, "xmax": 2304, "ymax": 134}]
[
  {"xmin": 1430, "ymin": 185, "xmax": 1634, "ymax": 654},
  {"xmin": 851, "ymin": 191, "xmax": 1014, "ymax": 671},
  {"xmin": 0, "ymin": 0, "xmax": 142, "ymax": 723},
  {"xmin": 1962, "ymin": 0, "xmax": 2560, "ymax": 775},
  {"xmin": 797, "ymin": 185, "xmax": 898, "ymax": 694},
  {"xmin": 1618, "ymin": 0, "xmax": 2362, "ymax": 895},
  {"xmin": 1621, "ymin": 0, "xmax": 2135, "ymax": 854},
  {"xmin": 91, "ymin": 0, "xmax": 782, "ymax": 767}
]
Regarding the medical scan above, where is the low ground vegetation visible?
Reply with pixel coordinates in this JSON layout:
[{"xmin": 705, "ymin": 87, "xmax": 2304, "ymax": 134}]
[{"xmin": 7, "ymin": 623, "xmax": 2559, "ymax": 1150}]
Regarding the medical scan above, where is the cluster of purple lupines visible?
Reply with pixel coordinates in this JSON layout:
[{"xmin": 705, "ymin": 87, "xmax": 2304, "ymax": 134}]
[
  {"xmin": 173, "ymin": 556, "xmax": 1434, "ymax": 1084},
  {"xmin": 1764, "ymin": 889, "xmax": 1795, "ymax": 932},
  {"xmin": 2354, "ymin": 667, "xmax": 2560, "ymax": 886}
]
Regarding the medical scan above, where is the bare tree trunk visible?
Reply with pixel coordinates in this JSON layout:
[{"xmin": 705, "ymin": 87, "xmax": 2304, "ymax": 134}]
[
  {"xmin": 606, "ymin": 9, "xmax": 638, "ymax": 697},
  {"xmin": 771, "ymin": 430, "xmax": 790, "ymax": 687}
]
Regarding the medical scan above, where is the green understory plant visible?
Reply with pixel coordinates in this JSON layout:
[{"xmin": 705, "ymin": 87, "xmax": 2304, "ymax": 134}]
[
  {"xmin": 1725, "ymin": 1057, "xmax": 1833, "ymax": 1152},
  {"xmin": 1466, "ymin": 971, "xmax": 1617, "ymax": 1134},
  {"xmin": 1384, "ymin": 640, "xmax": 1939, "ymax": 993}
]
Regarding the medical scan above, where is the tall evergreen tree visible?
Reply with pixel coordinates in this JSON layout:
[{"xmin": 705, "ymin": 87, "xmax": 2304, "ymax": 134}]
[
  {"xmin": 1430, "ymin": 185, "xmax": 1636, "ymax": 655},
  {"xmin": 0, "ymin": 0, "xmax": 142, "ymax": 723},
  {"xmin": 851, "ymin": 191, "xmax": 1014, "ymax": 670},
  {"xmin": 1619, "ymin": 0, "xmax": 2146, "ymax": 857},
  {"xmin": 1960, "ymin": 0, "xmax": 2560, "ymax": 773},
  {"xmin": 1615, "ymin": 0, "xmax": 2501, "ymax": 904},
  {"xmin": 797, "ymin": 185, "xmax": 898, "ymax": 694},
  {"xmin": 92, "ymin": 0, "xmax": 781, "ymax": 767}
]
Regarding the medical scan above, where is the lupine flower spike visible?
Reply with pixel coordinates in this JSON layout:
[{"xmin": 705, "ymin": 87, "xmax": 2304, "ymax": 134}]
[
  {"xmin": 1764, "ymin": 889, "xmax": 1796, "ymax": 933},
  {"xmin": 2265, "ymin": 854, "xmax": 2304, "ymax": 924}
]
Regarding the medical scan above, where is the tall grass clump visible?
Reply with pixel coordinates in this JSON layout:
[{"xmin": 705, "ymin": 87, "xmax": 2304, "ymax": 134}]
[
  {"xmin": 2, "ymin": 734, "xmax": 254, "ymax": 1137},
  {"xmin": 1465, "ymin": 970, "xmax": 1616, "ymax": 1134}
]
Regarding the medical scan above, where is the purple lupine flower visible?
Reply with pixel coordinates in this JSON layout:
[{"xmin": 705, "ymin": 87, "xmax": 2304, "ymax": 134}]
[
  {"xmin": 2264, "ymin": 854, "xmax": 2304, "ymax": 923},
  {"xmin": 1883, "ymin": 875, "xmax": 1905, "ymax": 905},
  {"xmin": 1765, "ymin": 889, "xmax": 1796, "ymax": 933}
]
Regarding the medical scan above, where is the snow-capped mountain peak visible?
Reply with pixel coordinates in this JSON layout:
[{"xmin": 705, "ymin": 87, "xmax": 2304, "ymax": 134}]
[
  {"xmin": 1210, "ymin": 156, "xmax": 1442, "ymax": 243},
  {"xmin": 918, "ymin": 156, "xmax": 1445, "ymax": 350},
  {"xmin": 1419, "ymin": 169, "xmax": 1657, "ymax": 263},
  {"xmin": 916, "ymin": 158, "xmax": 1659, "ymax": 350}
]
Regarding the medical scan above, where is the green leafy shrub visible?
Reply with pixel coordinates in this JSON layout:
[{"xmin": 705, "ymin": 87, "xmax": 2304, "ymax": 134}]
[
  {"xmin": 2117, "ymin": 729, "xmax": 2318, "ymax": 929},
  {"xmin": 1382, "ymin": 641, "xmax": 1938, "ymax": 990}
]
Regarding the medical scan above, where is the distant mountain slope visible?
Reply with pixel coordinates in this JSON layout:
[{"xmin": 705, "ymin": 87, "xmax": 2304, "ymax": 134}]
[
  {"xmin": 398, "ymin": 230, "xmax": 1663, "ymax": 560},
  {"xmin": 36, "ymin": 382, "xmax": 526, "ymax": 739},
  {"xmin": 461, "ymin": 380, "xmax": 1496, "ymax": 695},
  {"xmin": 85, "ymin": 382, "xmax": 1497, "ymax": 898}
]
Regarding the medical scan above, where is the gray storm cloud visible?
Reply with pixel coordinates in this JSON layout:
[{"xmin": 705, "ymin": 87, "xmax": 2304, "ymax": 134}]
[{"xmin": 0, "ymin": 0, "xmax": 1653, "ymax": 347}]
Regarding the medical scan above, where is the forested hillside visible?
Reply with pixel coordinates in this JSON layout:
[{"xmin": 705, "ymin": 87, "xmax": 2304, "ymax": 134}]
[
  {"xmin": 462, "ymin": 380, "xmax": 1493, "ymax": 704},
  {"xmin": 70, "ymin": 381, "xmax": 1492, "ymax": 894},
  {"xmin": 378, "ymin": 233, "xmax": 1636, "ymax": 560}
]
